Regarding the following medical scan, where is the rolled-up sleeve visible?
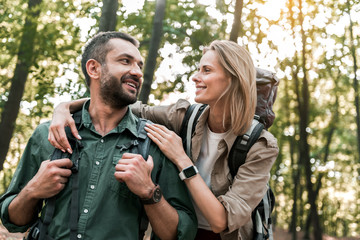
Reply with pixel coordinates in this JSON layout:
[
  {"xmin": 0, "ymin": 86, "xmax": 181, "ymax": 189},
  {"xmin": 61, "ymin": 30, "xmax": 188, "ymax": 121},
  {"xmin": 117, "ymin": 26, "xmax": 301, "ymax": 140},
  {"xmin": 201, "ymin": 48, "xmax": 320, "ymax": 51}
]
[
  {"xmin": 0, "ymin": 122, "xmax": 53, "ymax": 233},
  {"xmin": 218, "ymin": 130, "xmax": 278, "ymax": 233},
  {"xmin": 153, "ymin": 149, "xmax": 197, "ymax": 239},
  {"xmin": 130, "ymin": 99, "xmax": 190, "ymax": 133}
]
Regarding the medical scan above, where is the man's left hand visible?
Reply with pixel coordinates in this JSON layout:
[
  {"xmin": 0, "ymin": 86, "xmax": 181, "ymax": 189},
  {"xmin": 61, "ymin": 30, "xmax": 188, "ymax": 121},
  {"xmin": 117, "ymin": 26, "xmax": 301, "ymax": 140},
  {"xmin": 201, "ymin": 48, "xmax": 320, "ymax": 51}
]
[{"xmin": 114, "ymin": 153, "xmax": 155, "ymax": 199}]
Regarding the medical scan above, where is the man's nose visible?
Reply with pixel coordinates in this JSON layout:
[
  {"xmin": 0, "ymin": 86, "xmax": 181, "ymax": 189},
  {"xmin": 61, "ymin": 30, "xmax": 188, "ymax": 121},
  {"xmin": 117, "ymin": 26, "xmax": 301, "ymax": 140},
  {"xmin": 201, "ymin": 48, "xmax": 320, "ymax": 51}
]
[{"xmin": 129, "ymin": 65, "xmax": 143, "ymax": 78}]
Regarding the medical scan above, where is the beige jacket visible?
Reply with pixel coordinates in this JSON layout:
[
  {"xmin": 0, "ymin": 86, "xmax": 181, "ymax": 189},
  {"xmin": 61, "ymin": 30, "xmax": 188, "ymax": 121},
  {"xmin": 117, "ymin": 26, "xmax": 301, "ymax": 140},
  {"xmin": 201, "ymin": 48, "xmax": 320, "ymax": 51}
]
[{"xmin": 131, "ymin": 99, "xmax": 279, "ymax": 240}]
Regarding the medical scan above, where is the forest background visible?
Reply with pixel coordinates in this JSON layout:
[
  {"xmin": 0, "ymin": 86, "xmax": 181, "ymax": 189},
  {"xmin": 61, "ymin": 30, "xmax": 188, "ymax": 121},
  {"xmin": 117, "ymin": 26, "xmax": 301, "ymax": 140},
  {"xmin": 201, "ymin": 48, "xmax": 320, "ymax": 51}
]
[{"xmin": 0, "ymin": 0, "xmax": 359, "ymax": 239}]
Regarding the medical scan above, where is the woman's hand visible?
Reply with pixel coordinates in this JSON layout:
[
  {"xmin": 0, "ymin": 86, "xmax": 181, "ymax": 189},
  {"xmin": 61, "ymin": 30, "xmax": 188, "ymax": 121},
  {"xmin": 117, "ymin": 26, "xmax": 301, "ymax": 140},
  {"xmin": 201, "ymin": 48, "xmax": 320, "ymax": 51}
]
[
  {"xmin": 48, "ymin": 102, "xmax": 81, "ymax": 153},
  {"xmin": 145, "ymin": 123, "xmax": 192, "ymax": 169}
]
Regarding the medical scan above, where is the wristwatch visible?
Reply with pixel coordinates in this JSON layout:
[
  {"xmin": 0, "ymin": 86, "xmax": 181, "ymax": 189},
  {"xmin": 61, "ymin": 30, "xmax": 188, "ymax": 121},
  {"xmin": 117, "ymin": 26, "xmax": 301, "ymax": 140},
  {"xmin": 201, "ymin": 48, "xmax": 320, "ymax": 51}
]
[
  {"xmin": 141, "ymin": 185, "xmax": 162, "ymax": 205},
  {"xmin": 179, "ymin": 165, "xmax": 199, "ymax": 180}
]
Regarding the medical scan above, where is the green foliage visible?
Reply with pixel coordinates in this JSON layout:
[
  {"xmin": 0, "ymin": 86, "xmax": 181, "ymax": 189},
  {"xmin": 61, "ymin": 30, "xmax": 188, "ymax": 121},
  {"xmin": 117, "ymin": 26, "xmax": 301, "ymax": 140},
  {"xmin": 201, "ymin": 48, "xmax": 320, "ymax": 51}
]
[
  {"xmin": 0, "ymin": 0, "xmax": 359, "ymax": 237},
  {"xmin": 117, "ymin": 0, "xmax": 221, "ymax": 100},
  {"xmin": 0, "ymin": 0, "xmax": 92, "ymax": 194}
]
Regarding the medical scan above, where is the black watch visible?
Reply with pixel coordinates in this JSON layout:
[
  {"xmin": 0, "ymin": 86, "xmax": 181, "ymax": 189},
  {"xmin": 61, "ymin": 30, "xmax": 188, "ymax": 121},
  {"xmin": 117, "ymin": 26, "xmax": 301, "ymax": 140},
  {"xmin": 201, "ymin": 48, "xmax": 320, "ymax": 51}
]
[
  {"xmin": 141, "ymin": 185, "xmax": 162, "ymax": 205},
  {"xmin": 179, "ymin": 165, "xmax": 198, "ymax": 180}
]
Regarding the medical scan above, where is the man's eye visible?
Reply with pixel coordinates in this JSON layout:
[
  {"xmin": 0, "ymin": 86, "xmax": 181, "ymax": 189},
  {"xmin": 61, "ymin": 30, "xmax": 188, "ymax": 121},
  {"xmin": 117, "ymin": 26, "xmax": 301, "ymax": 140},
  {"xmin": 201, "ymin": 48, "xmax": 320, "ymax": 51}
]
[{"xmin": 120, "ymin": 59, "xmax": 130, "ymax": 64}]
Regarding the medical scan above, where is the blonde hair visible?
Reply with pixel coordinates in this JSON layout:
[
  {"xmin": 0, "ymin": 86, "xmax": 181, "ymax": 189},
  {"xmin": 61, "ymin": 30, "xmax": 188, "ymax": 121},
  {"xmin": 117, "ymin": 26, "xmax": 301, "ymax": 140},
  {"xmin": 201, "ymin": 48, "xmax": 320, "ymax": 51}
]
[{"xmin": 204, "ymin": 40, "xmax": 257, "ymax": 135}]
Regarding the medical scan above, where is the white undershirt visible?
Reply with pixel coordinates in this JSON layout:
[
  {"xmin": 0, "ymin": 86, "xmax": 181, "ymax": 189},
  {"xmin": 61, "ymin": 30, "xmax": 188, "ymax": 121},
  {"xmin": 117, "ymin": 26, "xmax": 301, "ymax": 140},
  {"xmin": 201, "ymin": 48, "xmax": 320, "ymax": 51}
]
[{"xmin": 193, "ymin": 123, "xmax": 228, "ymax": 230}]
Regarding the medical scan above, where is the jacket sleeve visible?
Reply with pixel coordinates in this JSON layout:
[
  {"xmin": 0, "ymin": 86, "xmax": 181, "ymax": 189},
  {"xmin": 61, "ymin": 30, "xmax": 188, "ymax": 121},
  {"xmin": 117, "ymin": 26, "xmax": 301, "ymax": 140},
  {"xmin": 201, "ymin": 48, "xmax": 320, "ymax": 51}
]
[
  {"xmin": 0, "ymin": 122, "xmax": 53, "ymax": 233},
  {"xmin": 149, "ymin": 146, "xmax": 197, "ymax": 240},
  {"xmin": 130, "ymin": 99, "xmax": 190, "ymax": 133},
  {"xmin": 217, "ymin": 130, "xmax": 278, "ymax": 233}
]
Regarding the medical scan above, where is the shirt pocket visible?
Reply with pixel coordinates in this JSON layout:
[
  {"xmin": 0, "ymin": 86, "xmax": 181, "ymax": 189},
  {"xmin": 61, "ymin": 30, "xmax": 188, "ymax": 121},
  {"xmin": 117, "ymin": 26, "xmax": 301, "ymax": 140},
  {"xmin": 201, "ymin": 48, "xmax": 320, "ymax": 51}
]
[{"xmin": 108, "ymin": 155, "xmax": 137, "ymax": 199}]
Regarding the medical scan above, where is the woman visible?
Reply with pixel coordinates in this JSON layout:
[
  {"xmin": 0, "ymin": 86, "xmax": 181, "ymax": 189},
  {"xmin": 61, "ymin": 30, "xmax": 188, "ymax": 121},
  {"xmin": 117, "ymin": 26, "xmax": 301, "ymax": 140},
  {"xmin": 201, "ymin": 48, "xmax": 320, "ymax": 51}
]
[{"xmin": 48, "ymin": 40, "xmax": 278, "ymax": 239}]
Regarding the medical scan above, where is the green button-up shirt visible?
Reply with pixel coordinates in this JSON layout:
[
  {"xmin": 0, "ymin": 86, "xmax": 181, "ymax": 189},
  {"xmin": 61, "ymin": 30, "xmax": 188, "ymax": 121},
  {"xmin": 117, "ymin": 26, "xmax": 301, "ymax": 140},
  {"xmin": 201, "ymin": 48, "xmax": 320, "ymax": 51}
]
[{"xmin": 0, "ymin": 102, "xmax": 197, "ymax": 240}]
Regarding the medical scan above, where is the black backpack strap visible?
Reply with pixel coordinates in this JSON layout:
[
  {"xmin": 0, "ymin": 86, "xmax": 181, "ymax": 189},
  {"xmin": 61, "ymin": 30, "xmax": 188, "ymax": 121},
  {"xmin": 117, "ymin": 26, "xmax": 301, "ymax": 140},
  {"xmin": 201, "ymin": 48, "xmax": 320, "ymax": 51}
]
[
  {"xmin": 135, "ymin": 118, "xmax": 151, "ymax": 160},
  {"xmin": 37, "ymin": 111, "xmax": 83, "ymax": 240},
  {"xmin": 133, "ymin": 118, "xmax": 152, "ymax": 239},
  {"xmin": 68, "ymin": 110, "xmax": 83, "ymax": 240},
  {"xmin": 179, "ymin": 104, "xmax": 207, "ymax": 157},
  {"xmin": 69, "ymin": 139, "xmax": 83, "ymax": 240},
  {"xmin": 38, "ymin": 141, "xmax": 73, "ymax": 240},
  {"xmin": 228, "ymin": 117, "xmax": 264, "ymax": 178}
]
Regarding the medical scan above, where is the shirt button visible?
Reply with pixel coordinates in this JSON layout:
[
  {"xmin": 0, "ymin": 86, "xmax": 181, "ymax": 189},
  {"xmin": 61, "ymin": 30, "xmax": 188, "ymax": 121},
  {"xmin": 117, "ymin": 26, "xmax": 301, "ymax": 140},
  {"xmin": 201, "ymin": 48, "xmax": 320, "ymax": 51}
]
[
  {"xmin": 77, "ymin": 234, "xmax": 82, "ymax": 239},
  {"xmin": 84, "ymin": 209, "xmax": 88, "ymax": 213},
  {"xmin": 95, "ymin": 161, "xmax": 100, "ymax": 165},
  {"xmin": 90, "ymin": 185, "xmax": 95, "ymax": 189},
  {"xmin": 100, "ymin": 139, "xmax": 104, "ymax": 143}
]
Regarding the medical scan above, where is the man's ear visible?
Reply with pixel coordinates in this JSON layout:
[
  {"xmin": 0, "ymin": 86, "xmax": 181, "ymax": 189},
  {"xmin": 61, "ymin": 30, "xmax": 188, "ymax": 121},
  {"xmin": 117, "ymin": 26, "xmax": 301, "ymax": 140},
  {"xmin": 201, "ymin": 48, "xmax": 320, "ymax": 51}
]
[{"xmin": 86, "ymin": 59, "xmax": 101, "ymax": 80}]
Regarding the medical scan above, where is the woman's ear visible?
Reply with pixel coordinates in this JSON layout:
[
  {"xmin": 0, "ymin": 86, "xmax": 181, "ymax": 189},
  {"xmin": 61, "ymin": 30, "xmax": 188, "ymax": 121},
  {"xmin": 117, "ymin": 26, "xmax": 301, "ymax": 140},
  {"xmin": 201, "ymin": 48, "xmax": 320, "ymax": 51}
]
[{"xmin": 86, "ymin": 59, "xmax": 101, "ymax": 80}]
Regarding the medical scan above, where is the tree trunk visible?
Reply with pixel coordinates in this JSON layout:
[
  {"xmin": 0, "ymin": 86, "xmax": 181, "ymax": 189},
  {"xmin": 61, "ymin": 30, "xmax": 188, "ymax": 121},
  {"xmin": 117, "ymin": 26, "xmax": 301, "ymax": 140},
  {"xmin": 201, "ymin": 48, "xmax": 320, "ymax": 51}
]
[
  {"xmin": 229, "ymin": 0, "xmax": 244, "ymax": 41},
  {"xmin": 99, "ymin": 0, "xmax": 119, "ymax": 32},
  {"xmin": 286, "ymin": 3, "xmax": 300, "ymax": 238},
  {"xmin": 0, "ymin": 0, "xmax": 43, "ymax": 171},
  {"xmin": 346, "ymin": 0, "xmax": 360, "ymax": 162},
  {"xmin": 298, "ymin": 0, "xmax": 323, "ymax": 239},
  {"xmin": 139, "ymin": 0, "xmax": 166, "ymax": 103}
]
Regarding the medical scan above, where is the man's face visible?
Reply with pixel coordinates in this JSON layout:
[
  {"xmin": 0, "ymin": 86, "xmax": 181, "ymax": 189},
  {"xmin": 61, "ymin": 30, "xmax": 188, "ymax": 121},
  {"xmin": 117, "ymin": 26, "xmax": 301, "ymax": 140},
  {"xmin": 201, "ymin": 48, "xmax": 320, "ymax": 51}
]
[{"xmin": 99, "ymin": 38, "xmax": 143, "ymax": 109}]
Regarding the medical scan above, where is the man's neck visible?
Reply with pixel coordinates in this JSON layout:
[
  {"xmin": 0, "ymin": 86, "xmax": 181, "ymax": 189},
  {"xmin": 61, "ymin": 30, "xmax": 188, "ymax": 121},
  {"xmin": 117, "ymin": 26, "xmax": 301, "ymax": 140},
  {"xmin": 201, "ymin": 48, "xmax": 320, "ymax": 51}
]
[{"xmin": 88, "ymin": 97, "xmax": 128, "ymax": 136}]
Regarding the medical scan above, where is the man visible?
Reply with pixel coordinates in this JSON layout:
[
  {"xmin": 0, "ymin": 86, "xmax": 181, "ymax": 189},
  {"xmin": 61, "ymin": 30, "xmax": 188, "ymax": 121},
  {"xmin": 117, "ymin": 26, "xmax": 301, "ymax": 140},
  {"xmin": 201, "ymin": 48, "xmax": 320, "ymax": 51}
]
[{"xmin": 0, "ymin": 32, "xmax": 197, "ymax": 240}]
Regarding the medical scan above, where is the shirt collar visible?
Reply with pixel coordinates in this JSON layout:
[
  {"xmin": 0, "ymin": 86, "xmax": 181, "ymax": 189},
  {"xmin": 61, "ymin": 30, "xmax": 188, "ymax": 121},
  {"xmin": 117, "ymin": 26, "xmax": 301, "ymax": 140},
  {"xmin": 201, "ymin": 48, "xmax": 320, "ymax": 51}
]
[{"xmin": 80, "ymin": 100, "xmax": 140, "ymax": 137}]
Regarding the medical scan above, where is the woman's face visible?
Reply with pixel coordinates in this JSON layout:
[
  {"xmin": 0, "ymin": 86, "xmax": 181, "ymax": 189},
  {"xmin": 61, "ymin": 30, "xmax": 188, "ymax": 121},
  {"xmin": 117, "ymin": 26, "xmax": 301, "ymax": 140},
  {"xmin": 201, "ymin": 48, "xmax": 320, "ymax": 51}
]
[{"xmin": 192, "ymin": 50, "xmax": 231, "ymax": 107}]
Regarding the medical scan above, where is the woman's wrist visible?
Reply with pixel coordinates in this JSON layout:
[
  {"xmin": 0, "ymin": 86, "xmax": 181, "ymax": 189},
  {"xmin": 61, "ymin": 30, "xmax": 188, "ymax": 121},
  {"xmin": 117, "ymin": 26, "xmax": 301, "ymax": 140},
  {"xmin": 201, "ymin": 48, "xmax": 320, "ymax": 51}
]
[
  {"xmin": 54, "ymin": 102, "xmax": 71, "ymax": 115},
  {"xmin": 176, "ymin": 155, "xmax": 194, "ymax": 172}
]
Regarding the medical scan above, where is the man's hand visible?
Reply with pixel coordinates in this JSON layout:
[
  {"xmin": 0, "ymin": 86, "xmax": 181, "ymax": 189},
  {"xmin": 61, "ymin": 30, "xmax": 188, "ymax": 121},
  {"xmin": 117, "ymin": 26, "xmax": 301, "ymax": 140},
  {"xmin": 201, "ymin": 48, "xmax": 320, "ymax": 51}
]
[
  {"xmin": 8, "ymin": 158, "xmax": 73, "ymax": 226},
  {"xmin": 48, "ymin": 102, "xmax": 81, "ymax": 154},
  {"xmin": 27, "ymin": 158, "xmax": 73, "ymax": 199},
  {"xmin": 114, "ymin": 153, "xmax": 155, "ymax": 199}
]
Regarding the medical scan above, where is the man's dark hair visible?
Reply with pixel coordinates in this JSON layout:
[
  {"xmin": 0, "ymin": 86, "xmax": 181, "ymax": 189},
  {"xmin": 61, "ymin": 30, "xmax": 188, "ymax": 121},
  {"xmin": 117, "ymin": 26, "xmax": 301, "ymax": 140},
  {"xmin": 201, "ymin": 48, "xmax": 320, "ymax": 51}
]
[{"xmin": 81, "ymin": 31, "xmax": 139, "ymax": 87}]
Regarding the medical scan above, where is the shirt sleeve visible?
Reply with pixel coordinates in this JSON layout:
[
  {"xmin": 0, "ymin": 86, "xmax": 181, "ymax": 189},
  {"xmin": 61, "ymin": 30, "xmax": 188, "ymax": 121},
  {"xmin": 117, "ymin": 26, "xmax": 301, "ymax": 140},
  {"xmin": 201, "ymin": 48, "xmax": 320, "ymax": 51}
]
[
  {"xmin": 150, "ymin": 147, "xmax": 197, "ymax": 240},
  {"xmin": 218, "ymin": 130, "xmax": 278, "ymax": 233},
  {"xmin": 130, "ymin": 99, "xmax": 190, "ymax": 133},
  {"xmin": 0, "ymin": 122, "xmax": 53, "ymax": 233}
]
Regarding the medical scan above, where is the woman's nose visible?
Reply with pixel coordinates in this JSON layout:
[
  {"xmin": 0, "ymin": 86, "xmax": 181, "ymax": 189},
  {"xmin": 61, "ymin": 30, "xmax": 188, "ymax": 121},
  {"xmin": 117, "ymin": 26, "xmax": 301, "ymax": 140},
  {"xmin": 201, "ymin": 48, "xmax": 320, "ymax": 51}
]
[{"xmin": 192, "ymin": 72, "xmax": 200, "ymax": 83}]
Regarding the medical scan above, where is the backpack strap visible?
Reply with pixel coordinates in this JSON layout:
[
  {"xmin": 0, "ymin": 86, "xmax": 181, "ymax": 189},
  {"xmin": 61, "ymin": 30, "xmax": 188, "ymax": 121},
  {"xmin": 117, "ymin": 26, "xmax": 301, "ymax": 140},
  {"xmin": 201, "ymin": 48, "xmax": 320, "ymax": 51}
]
[
  {"xmin": 134, "ymin": 118, "xmax": 151, "ymax": 160},
  {"xmin": 37, "ymin": 111, "xmax": 83, "ymax": 240},
  {"xmin": 179, "ymin": 104, "xmax": 207, "ymax": 157},
  {"xmin": 228, "ymin": 117, "xmax": 264, "ymax": 178},
  {"xmin": 263, "ymin": 186, "xmax": 273, "ymax": 240},
  {"xmin": 133, "ymin": 118, "xmax": 153, "ymax": 239}
]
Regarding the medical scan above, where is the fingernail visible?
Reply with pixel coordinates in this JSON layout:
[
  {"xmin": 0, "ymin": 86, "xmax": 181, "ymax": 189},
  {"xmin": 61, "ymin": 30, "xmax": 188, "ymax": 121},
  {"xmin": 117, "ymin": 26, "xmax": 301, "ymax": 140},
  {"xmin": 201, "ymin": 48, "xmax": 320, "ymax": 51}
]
[
  {"xmin": 61, "ymin": 149, "xmax": 66, "ymax": 153},
  {"xmin": 67, "ymin": 148, "xmax": 73, "ymax": 154},
  {"xmin": 77, "ymin": 135, "xmax": 82, "ymax": 140}
]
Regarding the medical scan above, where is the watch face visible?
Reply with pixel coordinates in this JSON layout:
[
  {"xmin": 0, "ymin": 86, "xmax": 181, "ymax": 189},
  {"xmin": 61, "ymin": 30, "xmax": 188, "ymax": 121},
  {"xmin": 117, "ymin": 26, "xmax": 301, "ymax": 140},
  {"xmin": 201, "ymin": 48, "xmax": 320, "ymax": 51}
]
[
  {"xmin": 183, "ymin": 166, "xmax": 197, "ymax": 178},
  {"xmin": 153, "ymin": 188, "xmax": 162, "ymax": 202}
]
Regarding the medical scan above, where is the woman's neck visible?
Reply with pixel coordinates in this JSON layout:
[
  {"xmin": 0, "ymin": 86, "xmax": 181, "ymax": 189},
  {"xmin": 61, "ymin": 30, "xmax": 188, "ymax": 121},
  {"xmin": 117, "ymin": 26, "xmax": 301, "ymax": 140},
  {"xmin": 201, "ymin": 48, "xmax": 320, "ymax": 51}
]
[{"xmin": 207, "ymin": 105, "xmax": 230, "ymax": 133}]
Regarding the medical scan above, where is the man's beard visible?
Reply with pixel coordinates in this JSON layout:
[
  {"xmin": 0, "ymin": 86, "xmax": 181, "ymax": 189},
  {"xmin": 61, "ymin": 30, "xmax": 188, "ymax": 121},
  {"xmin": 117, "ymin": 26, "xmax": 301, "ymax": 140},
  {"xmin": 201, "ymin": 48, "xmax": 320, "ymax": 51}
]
[{"xmin": 99, "ymin": 71, "xmax": 139, "ymax": 109}]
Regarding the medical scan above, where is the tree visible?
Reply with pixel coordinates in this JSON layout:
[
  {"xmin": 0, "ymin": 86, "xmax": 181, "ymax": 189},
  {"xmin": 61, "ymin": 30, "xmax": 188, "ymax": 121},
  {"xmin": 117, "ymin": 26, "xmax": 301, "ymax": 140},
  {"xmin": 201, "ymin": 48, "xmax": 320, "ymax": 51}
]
[
  {"xmin": 295, "ymin": 0, "xmax": 322, "ymax": 238},
  {"xmin": 99, "ymin": 0, "xmax": 119, "ymax": 32},
  {"xmin": 229, "ymin": 0, "xmax": 244, "ymax": 41},
  {"xmin": 138, "ymin": 0, "xmax": 166, "ymax": 103},
  {"xmin": 345, "ymin": 0, "xmax": 360, "ymax": 162},
  {"xmin": 0, "ymin": 0, "xmax": 43, "ymax": 171}
]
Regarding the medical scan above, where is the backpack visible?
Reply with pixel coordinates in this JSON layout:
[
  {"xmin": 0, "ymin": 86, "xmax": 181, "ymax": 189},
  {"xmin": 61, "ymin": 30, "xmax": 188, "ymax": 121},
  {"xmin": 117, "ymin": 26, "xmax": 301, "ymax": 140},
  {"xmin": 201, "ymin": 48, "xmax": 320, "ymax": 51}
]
[
  {"xmin": 179, "ymin": 68, "xmax": 279, "ymax": 240},
  {"xmin": 25, "ymin": 111, "xmax": 152, "ymax": 240}
]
